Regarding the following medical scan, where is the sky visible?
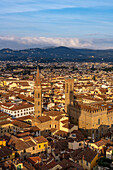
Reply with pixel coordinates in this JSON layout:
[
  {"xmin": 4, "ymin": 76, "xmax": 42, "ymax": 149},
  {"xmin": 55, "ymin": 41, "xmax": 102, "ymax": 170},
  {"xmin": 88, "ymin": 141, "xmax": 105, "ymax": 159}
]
[{"xmin": 0, "ymin": 0, "xmax": 113, "ymax": 49}]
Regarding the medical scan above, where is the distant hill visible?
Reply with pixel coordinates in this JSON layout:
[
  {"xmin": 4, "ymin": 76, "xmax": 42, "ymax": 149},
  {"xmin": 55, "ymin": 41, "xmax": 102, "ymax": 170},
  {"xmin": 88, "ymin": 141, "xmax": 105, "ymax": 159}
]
[{"xmin": 0, "ymin": 46, "xmax": 113, "ymax": 62}]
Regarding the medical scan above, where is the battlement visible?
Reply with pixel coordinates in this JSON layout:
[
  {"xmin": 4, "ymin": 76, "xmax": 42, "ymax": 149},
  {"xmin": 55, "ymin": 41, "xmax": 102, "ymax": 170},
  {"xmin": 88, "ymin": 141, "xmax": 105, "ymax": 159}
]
[{"xmin": 65, "ymin": 77, "xmax": 74, "ymax": 81}]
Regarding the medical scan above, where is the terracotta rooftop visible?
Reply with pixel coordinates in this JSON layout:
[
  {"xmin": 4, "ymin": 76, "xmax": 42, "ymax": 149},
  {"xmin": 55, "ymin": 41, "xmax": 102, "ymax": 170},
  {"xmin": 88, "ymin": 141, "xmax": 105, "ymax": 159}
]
[
  {"xmin": 55, "ymin": 130, "xmax": 68, "ymax": 136},
  {"xmin": 16, "ymin": 132, "xmax": 31, "ymax": 138},
  {"xmin": 40, "ymin": 160, "xmax": 57, "ymax": 170},
  {"xmin": 71, "ymin": 148, "xmax": 97, "ymax": 163},
  {"xmin": 24, "ymin": 161, "xmax": 35, "ymax": 170},
  {"xmin": 70, "ymin": 130, "xmax": 85, "ymax": 141},
  {"xmin": 0, "ymin": 146, "xmax": 13, "ymax": 158},
  {"xmin": 34, "ymin": 136, "xmax": 48, "ymax": 143},
  {"xmin": 95, "ymin": 139, "xmax": 113, "ymax": 147},
  {"xmin": 8, "ymin": 138, "xmax": 31, "ymax": 151},
  {"xmin": 38, "ymin": 116, "xmax": 51, "ymax": 123},
  {"xmin": 12, "ymin": 120, "xmax": 31, "ymax": 128},
  {"xmin": 30, "ymin": 126, "xmax": 40, "ymax": 131},
  {"xmin": 16, "ymin": 115, "xmax": 33, "ymax": 121},
  {"xmin": 61, "ymin": 119, "xmax": 69, "ymax": 124},
  {"xmin": 43, "ymin": 110, "xmax": 65, "ymax": 117},
  {"xmin": 0, "ymin": 120, "xmax": 12, "ymax": 126},
  {"xmin": 55, "ymin": 115, "xmax": 63, "ymax": 121},
  {"xmin": 58, "ymin": 159, "xmax": 84, "ymax": 170},
  {"xmin": 17, "ymin": 94, "xmax": 34, "ymax": 102},
  {"xmin": 63, "ymin": 123, "xmax": 74, "ymax": 129},
  {"xmin": 1, "ymin": 102, "xmax": 34, "ymax": 111},
  {"xmin": 49, "ymin": 128, "xmax": 57, "ymax": 133},
  {"xmin": 18, "ymin": 82, "xmax": 30, "ymax": 86}
]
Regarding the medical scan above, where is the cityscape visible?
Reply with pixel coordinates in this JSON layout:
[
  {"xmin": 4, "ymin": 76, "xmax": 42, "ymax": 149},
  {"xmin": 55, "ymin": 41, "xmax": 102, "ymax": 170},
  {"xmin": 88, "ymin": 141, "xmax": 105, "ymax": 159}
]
[
  {"xmin": 1, "ymin": 0, "xmax": 113, "ymax": 170},
  {"xmin": 0, "ymin": 61, "xmax": 112, "ymax": 169}
]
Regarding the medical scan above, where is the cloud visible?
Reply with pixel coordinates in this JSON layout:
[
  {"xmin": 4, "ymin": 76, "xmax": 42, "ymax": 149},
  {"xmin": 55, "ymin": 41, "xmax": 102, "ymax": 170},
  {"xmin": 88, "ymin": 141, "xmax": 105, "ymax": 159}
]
[
  {"xmin": 0, "ymin": 36, "xmax": 113, "ymax": 50},
  {"xmin": 0, "ymin": 36, "xmax": 94, "ymax": 49}
]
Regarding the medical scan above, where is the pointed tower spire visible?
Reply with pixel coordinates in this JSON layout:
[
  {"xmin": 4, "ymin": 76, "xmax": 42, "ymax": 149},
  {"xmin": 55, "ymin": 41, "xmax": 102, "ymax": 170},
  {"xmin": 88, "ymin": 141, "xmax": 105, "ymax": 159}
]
[
  {"xmin": 34, "ymin": 66, "xmax": 42, "ymax": 117},
  {"xmin": 35, "ymin": 66, "xmax": 41, "ymax": 86}
]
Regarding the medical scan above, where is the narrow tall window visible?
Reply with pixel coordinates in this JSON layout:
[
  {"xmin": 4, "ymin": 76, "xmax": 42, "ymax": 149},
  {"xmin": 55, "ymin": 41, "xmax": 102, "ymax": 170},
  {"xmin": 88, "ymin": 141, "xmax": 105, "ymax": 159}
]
[
  {"xmin": 66, "ymin": 83, "xmax": 68, "ymax": 93},
  {"xmin": 98, "ymin": 119, "xmax": 100, "ymax": 125},
  {"xmin": 70, "ymin": 84, "xmax": 72, "ymax": 91},
  {"xmin": 38, "ymin": 93, "xmax": 40, "ymax": 98}
]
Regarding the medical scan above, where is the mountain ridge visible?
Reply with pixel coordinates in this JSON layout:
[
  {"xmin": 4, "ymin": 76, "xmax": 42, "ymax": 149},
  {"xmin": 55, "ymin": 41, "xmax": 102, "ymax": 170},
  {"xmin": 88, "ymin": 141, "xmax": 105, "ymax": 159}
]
[{"xmin": 0, "ymin": 46, "xmax": 113, "ymax": 62}]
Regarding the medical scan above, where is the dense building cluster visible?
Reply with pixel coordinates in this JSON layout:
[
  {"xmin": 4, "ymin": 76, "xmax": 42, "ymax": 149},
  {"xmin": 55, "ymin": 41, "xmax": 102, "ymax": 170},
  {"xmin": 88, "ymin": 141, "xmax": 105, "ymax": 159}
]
[{"xmin": 0, "ymin": 62, "xmax": 113, "ymax": 169}]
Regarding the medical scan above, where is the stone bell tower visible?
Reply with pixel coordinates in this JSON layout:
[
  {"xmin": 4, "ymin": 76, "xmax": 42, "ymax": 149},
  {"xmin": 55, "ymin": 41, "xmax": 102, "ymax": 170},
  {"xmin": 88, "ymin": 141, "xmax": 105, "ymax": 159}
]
[
  {"xmin": 34, "ymin": 67, "xmax": 42, "ymax": 117},
  {"xmin": 65, "ymin": 77, "xmax": 74, "ymax": 113}
]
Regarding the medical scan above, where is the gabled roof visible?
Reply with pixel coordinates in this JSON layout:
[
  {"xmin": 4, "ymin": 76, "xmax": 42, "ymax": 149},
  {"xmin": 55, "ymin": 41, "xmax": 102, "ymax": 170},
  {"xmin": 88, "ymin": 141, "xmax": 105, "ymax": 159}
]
[
  {"xmin": 34, "ymin": 136, "xmax": 48, "ymax": 143},
  {"xmin": 27, "ymin": 156, "xmax": 41, "ymax": 165}
]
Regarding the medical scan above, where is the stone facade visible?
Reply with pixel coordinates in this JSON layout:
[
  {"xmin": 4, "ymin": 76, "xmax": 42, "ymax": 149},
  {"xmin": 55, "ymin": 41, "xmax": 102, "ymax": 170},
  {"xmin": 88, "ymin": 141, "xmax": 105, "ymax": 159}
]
[
  {"xmin": 65, "ymin": 77, "xmax": 74, "ymax": 113},
  {"xmin": 34, "ymin": 67, "xmax": 42, "ymax": 117},
  {"xmin": 65, "ymin": 77, "xmax": 113, "ymax": 140}
]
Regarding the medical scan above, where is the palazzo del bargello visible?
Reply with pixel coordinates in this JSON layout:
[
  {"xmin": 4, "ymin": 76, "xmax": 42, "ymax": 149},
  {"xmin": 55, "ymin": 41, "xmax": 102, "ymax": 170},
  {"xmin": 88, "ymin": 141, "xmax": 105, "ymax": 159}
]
[{"xmin": 34, "ymin": 67, "xmax": 113, "ymax": 140}]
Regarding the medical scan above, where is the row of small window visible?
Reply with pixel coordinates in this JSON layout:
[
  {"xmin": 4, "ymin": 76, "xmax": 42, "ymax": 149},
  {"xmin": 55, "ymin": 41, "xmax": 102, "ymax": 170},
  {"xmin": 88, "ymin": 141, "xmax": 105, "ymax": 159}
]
[
  {"xmin": 50, "ymin": 125, "xmax": 56, "ymax": 128},
  {"xmin": 108, "ymin": 117, "xmax": 112, "ymax": 121},
  {"xmin": 0, "ymin": 128, "xmax": 12, "ymax": 133},
  {"xmin": 1, "ymin": 109, "xmax": 13, "ymax": 114},
  {"xmin": 90, "ymin": 109, "xmax": 105, "ymax": 113},
  {"xmin": 2, "ymin": 108, "xmax": 34, "ymax": 114},
  {"xmin": 33, "ymin": 144, "xmax": 47, "ymax": 150},
  {"xmin": 24, "ymin": 144, "xmax": 47, "ymax": 153},
  {"xmin": 13, "ymin": 108, "xmax": 34, "ymax": 113},
  {"xmin": 14, "ymin": 112, "xmax": 30, "ymax": 117},
  {"xmin": 92, "ymin": 129, "xmax": 104, "ymax": 134},
  {"xmin": 13, "ymin": 126, "xmax": 20, "ymax": 130},
  {"xmin": 0, "ymin": 127, "xmax": 19, "ymax": 133}
]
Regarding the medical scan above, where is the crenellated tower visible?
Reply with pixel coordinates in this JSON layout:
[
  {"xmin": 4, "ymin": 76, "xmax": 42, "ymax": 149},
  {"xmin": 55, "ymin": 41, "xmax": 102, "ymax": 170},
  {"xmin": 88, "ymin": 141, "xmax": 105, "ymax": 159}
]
[{"xmin": 34, "ymin": 67, "xmax": 42, "ymax": 117}]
